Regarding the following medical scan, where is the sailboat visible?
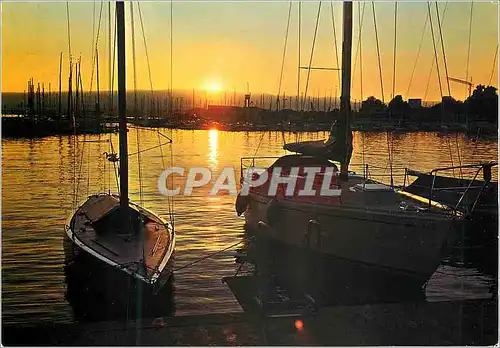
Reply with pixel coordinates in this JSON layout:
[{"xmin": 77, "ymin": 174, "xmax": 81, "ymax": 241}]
[
  {"xmin": 235, "ymin": 2, "xmax": 467, "ymax": 290},
  {"xmin": 65, "ymin": 1, "xmax": 175, "ymax": 289}
]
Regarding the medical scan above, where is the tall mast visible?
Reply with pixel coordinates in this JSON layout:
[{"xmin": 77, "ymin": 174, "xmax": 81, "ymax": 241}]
[
  {"xmin": 116, "ymin": 1, "xmax": 128, "ymax": 211},
  {"xmin": 339, "ymin": 1, "xmax": 353, "ymax": 180}
]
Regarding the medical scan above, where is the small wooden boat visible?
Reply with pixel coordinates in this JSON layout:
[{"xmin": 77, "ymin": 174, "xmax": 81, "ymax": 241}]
[
  {"xmin": 65, "ymin": 1, "xmax": 175, "ymax": 290},
  {"xmin": 65, "ymin": 194, "xmax": 174, "ymax": 286}
]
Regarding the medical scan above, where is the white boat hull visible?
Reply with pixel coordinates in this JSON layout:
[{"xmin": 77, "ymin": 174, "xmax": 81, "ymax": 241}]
[{"xmin": 243, "ymin": 191, "xmax": 460, "ymax": 288}]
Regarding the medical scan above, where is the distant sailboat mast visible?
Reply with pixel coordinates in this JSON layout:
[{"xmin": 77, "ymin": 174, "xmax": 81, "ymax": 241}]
[{"xmin": 116, "ymin": 1, "xmax": 128, "ymax": 211}]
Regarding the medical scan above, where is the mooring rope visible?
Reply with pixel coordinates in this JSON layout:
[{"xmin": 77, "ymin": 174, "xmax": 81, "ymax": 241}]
[{"xmin": 173, "ymin": 238, "xmax": 249, "ymax": 272}]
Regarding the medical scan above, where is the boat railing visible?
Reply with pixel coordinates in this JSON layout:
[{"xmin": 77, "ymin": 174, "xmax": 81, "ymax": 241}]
[
  {"xmin": 240, "ymin": 156, "xmax": 407, "ymax": 186},
  {"xmin": 403, "ymin": 161, "xmax": 497, "ymax": 215}
]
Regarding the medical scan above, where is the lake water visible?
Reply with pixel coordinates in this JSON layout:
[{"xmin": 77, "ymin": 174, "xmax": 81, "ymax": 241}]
[{"xmin": 1, "ymin": 129, "xmax": 497, "ymax": 325}]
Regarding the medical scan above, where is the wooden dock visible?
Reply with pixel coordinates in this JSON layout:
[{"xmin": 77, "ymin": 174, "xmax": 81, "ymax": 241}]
[{"xmin": 2, "ymin": 298, "xmax": 496, "ymax": 346}]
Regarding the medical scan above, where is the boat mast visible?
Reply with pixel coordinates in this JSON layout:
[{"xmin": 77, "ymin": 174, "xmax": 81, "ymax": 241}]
[
  {"xmin": 116, "ymin": 1, "xmax": 128, "ymax": 211},
  {"xmin": 339, "ymin": 1, "xmax": 353, "ymax": 180}
]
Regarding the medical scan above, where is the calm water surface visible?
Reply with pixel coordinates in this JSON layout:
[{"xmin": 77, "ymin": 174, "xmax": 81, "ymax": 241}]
[{"xmin": 2, "ymin": 129, "xmax": 497, "ymax": 325}]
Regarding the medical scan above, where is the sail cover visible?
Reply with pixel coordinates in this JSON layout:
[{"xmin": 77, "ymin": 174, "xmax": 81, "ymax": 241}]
[{"xmin": 284, "ymin": 126, "xmax": 353, "ymax": 163}]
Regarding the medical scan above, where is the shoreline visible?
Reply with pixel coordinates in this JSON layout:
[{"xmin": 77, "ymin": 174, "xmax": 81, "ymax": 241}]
[{"xmin": 2, "ymin": 116, "xmax": 497, "ymax": 139}]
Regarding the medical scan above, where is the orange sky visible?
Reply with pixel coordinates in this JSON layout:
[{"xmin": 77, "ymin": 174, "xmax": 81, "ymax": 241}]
[{"xmin": 2, "ymin": 1, "xmax": 498, "ymax": 102}]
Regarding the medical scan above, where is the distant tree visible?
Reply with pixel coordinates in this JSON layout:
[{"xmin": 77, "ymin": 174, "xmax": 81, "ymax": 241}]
[
  {"xmin": 388, "ymin": 95, "xmax": 409, "ymax": 123},
  {"xmin": 465, "ymin": 85, "xmax": 498, "ymax": 123},
  {"xmin": 359, "ymin": 96, "xmax": 386, "ymax": 116}
]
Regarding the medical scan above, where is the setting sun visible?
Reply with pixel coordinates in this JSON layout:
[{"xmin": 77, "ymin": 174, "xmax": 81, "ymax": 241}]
[{"xmin": 205, "ymin": 80, "xmax": 223, "ymax": 93}]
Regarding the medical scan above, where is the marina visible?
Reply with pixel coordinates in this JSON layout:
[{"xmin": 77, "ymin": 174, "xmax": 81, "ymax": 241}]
[
  {"xmin": 1, "ymin": 0, "xmax": 498, "ymax": 345},
  {"xmin": 1, "ymin": 130, "xmax": 497, "ymax": 331}
]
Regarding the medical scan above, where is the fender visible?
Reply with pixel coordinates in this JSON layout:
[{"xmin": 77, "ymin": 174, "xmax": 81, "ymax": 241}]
[{"xmin": 235, "ymin": 193, "xmax": 250, "ymax": 216}]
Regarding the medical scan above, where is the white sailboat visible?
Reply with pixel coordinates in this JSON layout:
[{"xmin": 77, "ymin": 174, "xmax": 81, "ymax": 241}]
[
  {"xmin": 235, "ymin": 2, "xmax": 467, "ymax": 290},
  {"xmin": 65, "ymin": 1, "xmax": 175, "ymax": 289}
]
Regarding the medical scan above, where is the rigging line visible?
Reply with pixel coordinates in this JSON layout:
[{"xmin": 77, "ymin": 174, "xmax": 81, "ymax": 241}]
[
  {"xmin": 126, "ymin": 141, "xmax": 173, "ymax": 157},
  {"xmin": 297, "ymin": 1, "xmax": 301, "ymax": 111},
  {"xmin": 277, "ymin": 1, "xmax": 292, "ymax": 111},
  {"xmin": 359, "ymin": 2, "xmax": 365, "ymax": 101},
  {"xmin": 87, "ymin": 136, "xmax": 91, "ymax": 196},
  {"xmin": 136, "ymin": 129, "xmax": 144, "ymax": 206},
  {"xmin": 111, "ymin": 8, "xmax": 117, "ymax": 115},
  {"xmin": 173, "ymin": 239, "xmax": 247, "ymax": 272},
  {"xmin": 455, "ymin": 133, "xmax": 463, "ymax": 179},
  {"xmin": 98, "ymin": 134, "xmax": 104, "ymax": 192},
  {"xmin": 488, "ymin": 44, "xmax": 498, "ymax": 86},
  {"xmin": 169, "ymin": 134, "xmax": 175, "ymax": 228},
  {"xmin": 351, "ymin": 1, "xmax": 366, "ymax": 94},
  {"xmin": 157, "ymin": 130, "xmax": 173, "ymax": 225},
  {"xmin": 91, "ymin": 1, "xmax": 105, "ymax": 95},
  {"xmin": 389, "ymin": 2, "xmax": 397, "ymax": 183},
  {"xmin": 130, "ymin": 2, "xmax": 138, "ymax": 115},
  {"xmin": 427, "ymin": 1, "xmax": 443, "ymax": 98},
  {"xmin": 406, "ymin": 14, "xmax": 428, "ymax": 98},
  {"xmin": 434, "ymin": 2, "xmax": 451, "ymax": 97},
  {"xmin": 391, "ymin": 2, "xmax": 397, "ymax": 101},
  {"xmin": 90, "ymin": 0, "xmax": 96, "ymax": 92},
  {"xmin": 372, "ymin": 2, "xmax": 384, "ymax": 103},
  {"xmin": 66, "ymin": 2, "xmax": 72, "ymax": 60},
  {"xmin": 170, "ymin": 0, "xmax": 173, "ymax": 117},
  {"xmin": 302, "ymin": 1, "xmax": 322, "ymax": 111},
  {"xmin": 75, "ymin": 135, "xmax": 86, "ymax": 203},
  {"xmin": 423, "ymin": 58, "xmax": 434, "ymax": 102},
  {"xmin": 110, "ymin": 139, "xmax": 120, "ymax": 194},
  {"xmin": 444, "ymin": 128, "xmax": 456, "ymax": 177},
  {"xmin": 330, "ymin": 1, "xmax": 341, "ymax": 92},
  {"xmin": 129, "ymin": 4, "xmax": 143, "ymax": 205},
  {"xmin": 465, "ymin": 2, "xmax": 473, "ymax": 99},
  {"xmin": 276, "ymin": 1, "xmax": 292, "ymax": 149},
  {"xmin": 108, "ymin": 1, "xmax": 112, "ymax": 112},
  {"xmin": 137, "ymin": 2, "xmax": 154, "ymax": 96},
  {"xmin": 470, "ymin": 127, "xmax": 481, "ymax": 163}
]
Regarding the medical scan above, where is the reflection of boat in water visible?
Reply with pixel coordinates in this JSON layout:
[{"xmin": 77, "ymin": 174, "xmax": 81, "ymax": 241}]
[
  {"xmin": 224, "ymin": 226, "xmax": 425, "ymax": 314},
  {"xmin": 64, "ymin": 234, "xmax": 175, "ymax": 322}
]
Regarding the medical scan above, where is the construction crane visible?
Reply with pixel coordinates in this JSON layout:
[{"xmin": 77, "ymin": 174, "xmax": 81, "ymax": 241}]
[{"xmin": 447, "ymin": 77, "xmax": 474, "ymax": 98}]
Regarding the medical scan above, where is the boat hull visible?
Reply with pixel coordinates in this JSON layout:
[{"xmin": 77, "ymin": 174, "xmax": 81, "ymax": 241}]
[
  {"xmin": 63, "ymin": 233, "xmax": 176, "ymax": 321},
  {"xmin": 243, "ymin": 192, "xmax": 459, "ymax": 290},
  {"xmin": 65, "ymin": 193, "xmax": 175, "ymax": 291}
]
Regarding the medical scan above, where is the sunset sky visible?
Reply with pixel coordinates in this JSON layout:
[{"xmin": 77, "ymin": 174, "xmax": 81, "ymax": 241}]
[{"xmin": 2, "ymin": 1, "xmax": 498, "ymax": 102}]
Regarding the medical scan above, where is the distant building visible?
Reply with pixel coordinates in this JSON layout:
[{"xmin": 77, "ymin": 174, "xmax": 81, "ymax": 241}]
[{"xmin": 408, "ymin": 98, "xmax": 422, "ymax": 109}]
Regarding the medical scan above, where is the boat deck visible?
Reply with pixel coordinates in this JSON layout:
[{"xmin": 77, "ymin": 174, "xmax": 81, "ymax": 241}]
[{"xmin": 69, "ymin": 194, "xmax": 172, "ymax": 282}]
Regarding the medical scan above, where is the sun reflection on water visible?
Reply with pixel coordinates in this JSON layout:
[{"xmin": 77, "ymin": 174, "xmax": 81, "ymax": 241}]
[{"xmin": 208, "ymin": 128, "xmax": 219, "ymax": 167}]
